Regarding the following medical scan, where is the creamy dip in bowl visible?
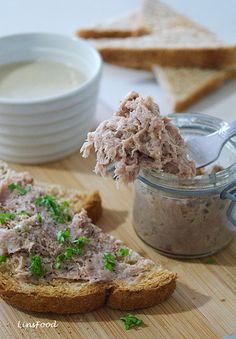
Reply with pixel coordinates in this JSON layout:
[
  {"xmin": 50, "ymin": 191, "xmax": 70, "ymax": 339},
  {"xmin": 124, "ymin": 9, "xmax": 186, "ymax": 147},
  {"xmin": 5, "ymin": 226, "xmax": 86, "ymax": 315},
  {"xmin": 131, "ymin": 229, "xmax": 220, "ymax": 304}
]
[
  {"xmin": 0, "ymin": 33, "xmax": 102, "ymax": 164},
  {"xmin": 133, "ymin": 113, "xmax": 236, "ymax": 258}
]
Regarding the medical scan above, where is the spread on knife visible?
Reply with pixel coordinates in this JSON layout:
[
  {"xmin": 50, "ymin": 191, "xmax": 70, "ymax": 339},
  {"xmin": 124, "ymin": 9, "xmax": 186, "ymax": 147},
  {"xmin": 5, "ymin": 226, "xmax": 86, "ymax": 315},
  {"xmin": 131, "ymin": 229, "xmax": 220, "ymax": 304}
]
[{"xmin": 81, "ymin": 91, "xmax": 196, "ymax": 183}]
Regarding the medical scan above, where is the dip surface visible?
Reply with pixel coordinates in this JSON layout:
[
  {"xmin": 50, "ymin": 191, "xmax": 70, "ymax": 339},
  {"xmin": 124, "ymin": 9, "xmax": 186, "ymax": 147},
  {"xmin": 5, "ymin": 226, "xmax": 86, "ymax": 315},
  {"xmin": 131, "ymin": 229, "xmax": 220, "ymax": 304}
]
[{"xmin": 0, "ymin": 59, "xmax": 86, "ymax": 100}]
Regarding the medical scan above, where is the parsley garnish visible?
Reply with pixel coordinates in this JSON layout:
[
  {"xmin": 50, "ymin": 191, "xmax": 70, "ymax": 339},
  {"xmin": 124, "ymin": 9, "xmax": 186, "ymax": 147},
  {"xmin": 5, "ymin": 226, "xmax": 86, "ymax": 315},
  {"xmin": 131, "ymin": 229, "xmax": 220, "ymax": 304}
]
[
  {"xmin": 18, "ymin": 211, "xmax": 31, "ymax": 217},
  {"xmin": 55, "ymin": 236, "xmax": 89, "ymax": 269},
  {"xmin": 0, "ymin": 212, "xmax": 16, "ymax": 224},
  {"xmin": 29, "ymin": 254, "xmax": 45, "ymax": 278},
  {"xmin": 0, "ymin": 255, "xmax": 7, "ymax": 264},
  {"xmin": 36, "ymin": 212, "xmax": 42, "ymax": 224},
  {"xmin": 8, "ymin": 182, "xmax": 31, "ymax": 196},
  {"xmin": 35, "ymin": 195, "xmax": 72, "ymax": 224},
  {"xmin": 73, "ymin": 236, "xmax": 89, "ymax": 254},
  {"xmin": 117, "ymin": 248, "xmax": 129, "ymax": 257},
  {"xmin": 55, "ymin": 246, "xmax": 74, "ymax": 270},
  {"xmin": 103, "ymin": 252, "xmax": 116, "ymax": 271},
  {"xmin": 207, "ymin": 257, "xmax": 217, "ymax": 265},
  {"xmin": 120, "ymin": 313, "xmax": 143, "ymax": 330},
  {"xmin": 57, "ymin": 229, "xmax": 71, "ymax": 244}
]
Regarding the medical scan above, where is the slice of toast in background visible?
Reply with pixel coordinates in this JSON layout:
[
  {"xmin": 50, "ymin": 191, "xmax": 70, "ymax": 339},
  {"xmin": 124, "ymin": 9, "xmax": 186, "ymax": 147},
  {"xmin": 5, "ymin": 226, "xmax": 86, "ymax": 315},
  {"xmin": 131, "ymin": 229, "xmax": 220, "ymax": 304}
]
[
  {"xmin": 78, "ymin": 11, "xmax": 149, "ymax": 39},
  {"xmin": 153, "ymin": 66, "xmax": 236, "ymax": 112},
  {"xmin": 76, "ymin": 8, "xmax": 236, "ymax": 112},
  {"xmin": 77, "ymin": 0, "xmax": 236, "ymax": 69}
]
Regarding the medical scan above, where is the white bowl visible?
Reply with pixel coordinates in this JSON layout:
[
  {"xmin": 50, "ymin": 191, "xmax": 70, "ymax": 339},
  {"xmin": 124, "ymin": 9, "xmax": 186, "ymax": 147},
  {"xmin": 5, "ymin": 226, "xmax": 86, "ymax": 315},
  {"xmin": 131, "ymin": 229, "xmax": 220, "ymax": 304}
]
[{"xmin": 0, "ymin": 33, "xmax": 102, "ymax": 163}]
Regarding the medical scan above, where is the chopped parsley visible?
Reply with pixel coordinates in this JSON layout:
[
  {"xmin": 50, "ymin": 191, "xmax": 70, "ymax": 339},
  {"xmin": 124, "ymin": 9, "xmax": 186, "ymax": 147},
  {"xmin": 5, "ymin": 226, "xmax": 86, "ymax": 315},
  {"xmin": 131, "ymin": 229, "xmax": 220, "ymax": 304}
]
[
  {"xmin": 36, "ymin": 212, "xmax": 42, "ymax": 224},
  {"xmin": 103, "ymin": 252, "xmax": 116, "ymax": 271},
  {"xmin": 8, "ymin": 182, "xmax": 31, "ymax": 196},
  {"xmin": 0, "ymin": 212, "xmax": 16, "ymax": 224},
  {"xmin": 120, "ymin": 313, "xmax": 143, "ymax": 330},
  {"xmin": 55, "ymin": 246, "xmax": 74, "ymax": 270},
  {"xmin": 35, "ymin": 195, "xmax": 72, "ymax": 224},
  {"xmin": 73, "ymin": 236, "xmax": 89, "ymax": 254},
  {"xmin": 18, "ymin": 211, "xmax": 31, "ymax": 217},
  {"xmin": 207, "ymin": 257, "xmax": 217, "ymax": 265},
  {"xmin": 29, "ymin": 254, "xmax": 45, "ymax": 278},
  {"xmin": 117, "ymin": 248, "xmax": 129, "ymax": 257},
  {"xmin": 0, "ymin": 255, "xmax": 7, "ymax": 264},
  {"xmin": 55, "ymin": 236, "xmax": 89, "ymax": 269},
  {"xmin": 57, "ymin": 229, "xmax": 71, "ymax": 244}
]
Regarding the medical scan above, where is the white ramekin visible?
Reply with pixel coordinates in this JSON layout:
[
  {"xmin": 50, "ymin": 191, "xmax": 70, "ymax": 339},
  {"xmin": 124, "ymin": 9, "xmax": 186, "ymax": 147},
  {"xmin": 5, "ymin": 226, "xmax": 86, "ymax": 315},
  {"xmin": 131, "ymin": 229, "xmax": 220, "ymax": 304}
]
[{"xmin": 0, "ymin": 33, "xmax": 102, "ymax": 164}]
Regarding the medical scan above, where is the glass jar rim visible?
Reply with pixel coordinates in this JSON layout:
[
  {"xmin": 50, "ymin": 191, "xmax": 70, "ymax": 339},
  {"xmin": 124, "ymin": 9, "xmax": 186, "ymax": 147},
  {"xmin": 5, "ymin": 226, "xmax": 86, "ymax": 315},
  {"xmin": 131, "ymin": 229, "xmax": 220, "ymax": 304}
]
[{"xmin": 137, "ymin": 113, "xmax": 236, "ymax": 195}]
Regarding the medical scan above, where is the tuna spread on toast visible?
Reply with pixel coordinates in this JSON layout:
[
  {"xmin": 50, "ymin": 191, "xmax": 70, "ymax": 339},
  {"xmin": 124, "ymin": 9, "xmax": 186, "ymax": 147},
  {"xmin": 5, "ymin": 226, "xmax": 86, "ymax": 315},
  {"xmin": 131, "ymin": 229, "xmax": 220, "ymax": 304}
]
[{"xmin": 0, "ymin": 163, "xmax": 158, "ymax": 284}]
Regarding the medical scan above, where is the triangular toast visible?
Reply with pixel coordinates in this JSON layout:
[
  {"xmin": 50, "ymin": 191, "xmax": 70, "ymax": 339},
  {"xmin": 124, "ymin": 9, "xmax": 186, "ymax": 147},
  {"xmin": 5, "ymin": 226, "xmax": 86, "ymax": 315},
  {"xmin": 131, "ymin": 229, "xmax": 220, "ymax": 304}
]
[
  {"xmin": 0, "ymin": 162, "xmax": 176, "ymax": 313},
  {"xmin": 77, "ymin": 0, "xmax": 236, "ymax": 68}
]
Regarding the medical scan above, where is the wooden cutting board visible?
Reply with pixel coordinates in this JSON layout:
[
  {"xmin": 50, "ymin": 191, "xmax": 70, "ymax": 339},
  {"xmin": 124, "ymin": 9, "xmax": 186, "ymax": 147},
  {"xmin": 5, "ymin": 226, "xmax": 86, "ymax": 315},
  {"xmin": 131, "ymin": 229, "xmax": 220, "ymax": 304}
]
[{"xmin": 0, "ymin": 152, "xmax": 235, "ymax": 339}]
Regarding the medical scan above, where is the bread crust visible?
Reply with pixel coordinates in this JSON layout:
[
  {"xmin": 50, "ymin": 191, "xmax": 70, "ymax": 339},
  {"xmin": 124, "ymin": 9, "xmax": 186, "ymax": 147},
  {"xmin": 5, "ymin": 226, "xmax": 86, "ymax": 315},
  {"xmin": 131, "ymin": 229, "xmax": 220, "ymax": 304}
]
[
  {"xmin": 97, "ymin": 46, "xmax": 236, "ymax": 69},
  {"xmin": 78, "ymin": 28, "xmax": 148, "ymax": 39},
  {"xmin": 0, "ymin": 270, "xmax": 176, "ymax": 313}
]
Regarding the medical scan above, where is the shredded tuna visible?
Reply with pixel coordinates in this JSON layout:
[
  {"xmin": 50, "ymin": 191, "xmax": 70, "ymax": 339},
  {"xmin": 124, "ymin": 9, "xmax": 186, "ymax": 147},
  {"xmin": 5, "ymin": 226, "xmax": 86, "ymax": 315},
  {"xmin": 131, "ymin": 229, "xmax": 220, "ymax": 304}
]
[
  {"xmin": 81, "ymin": 92, "xmax": 196, "ymax": 183},
  {"xmin": 0, "ymin": 163, "xmax": 155, "ymax": 284}
]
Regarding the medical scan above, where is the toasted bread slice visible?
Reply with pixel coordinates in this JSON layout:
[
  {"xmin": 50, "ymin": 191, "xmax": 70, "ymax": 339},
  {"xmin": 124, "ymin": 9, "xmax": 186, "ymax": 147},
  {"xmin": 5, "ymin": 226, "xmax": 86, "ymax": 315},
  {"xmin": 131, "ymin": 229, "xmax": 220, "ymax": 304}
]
[
  {"xmin": 77, "ymin": 11, "xmax": 149, "ymax": 39},
  {"xmin": 153, "ymin": 66, "xmax": 236, "ymax": 112},
  {"xmin": 0, "ymin": 263, "xmax": 176, "ymax": 313},
  {"xmin": 0, "ymin": 163, "xmax": 176, "ymax": 314},
  {"xmin": 77, "ymin": 1, "xmax": 236, "ymax": 69}
]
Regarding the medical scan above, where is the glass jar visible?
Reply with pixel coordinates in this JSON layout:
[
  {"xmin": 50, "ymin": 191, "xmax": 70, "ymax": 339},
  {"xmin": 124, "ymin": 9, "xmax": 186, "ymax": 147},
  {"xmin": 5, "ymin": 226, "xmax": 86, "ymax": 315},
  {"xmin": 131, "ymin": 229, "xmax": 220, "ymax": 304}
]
[{"xmin": 133, "ymin": 113, "xmax": 236, "ymax": 258}]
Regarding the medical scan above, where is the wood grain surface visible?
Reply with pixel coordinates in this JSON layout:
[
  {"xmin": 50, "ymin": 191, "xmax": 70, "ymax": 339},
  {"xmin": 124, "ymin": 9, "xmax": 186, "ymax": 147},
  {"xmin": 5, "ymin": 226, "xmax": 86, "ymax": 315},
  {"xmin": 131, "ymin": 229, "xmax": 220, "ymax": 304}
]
[{"xmin": 0, "ymin": 152, "xmax": 235, "ymax": 339}]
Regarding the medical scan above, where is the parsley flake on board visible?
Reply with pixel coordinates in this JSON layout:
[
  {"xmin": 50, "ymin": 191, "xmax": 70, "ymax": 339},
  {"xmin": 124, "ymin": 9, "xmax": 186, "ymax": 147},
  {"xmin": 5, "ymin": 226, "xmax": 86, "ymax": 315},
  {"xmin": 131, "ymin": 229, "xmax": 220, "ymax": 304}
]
[
  {"xmin": 29, "ymin": 254, "xmax": 45, "ymax": 278},
  {"xmin": 0, "ymin": 212, "xmax": 16, "ymax": 224},
  {"xmin": 207, "ymin": 257, "xmax": 217, "ymax": 265},
  {"xmin": 120, "ymin": 313, "xmax": 143, "ymax": 330},
  {"xmin": 8, "ymin": 182, "xmax": 31, "ymax": 196},
  {"xmin": 103, "ymin": 252, "xmax": 116, "ymax": 271},
  {"xmin": 57, "ymin": 229, "xmax": 71, "ymax": 244},
  {"xmin": 0, "ymin": 255, "xmax": 7, "ymax": 264},
  {"xmin": 35, "ymin": 195, "xmax": 72, "ymax": 224}
]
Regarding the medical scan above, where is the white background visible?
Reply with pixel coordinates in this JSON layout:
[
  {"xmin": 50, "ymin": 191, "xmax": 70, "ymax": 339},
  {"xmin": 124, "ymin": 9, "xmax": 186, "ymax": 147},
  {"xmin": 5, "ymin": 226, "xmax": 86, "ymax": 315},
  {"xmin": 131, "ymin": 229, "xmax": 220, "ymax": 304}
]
[{"xmin": 0, "ymin": 0, "xmax": 235, "ymax": 121}]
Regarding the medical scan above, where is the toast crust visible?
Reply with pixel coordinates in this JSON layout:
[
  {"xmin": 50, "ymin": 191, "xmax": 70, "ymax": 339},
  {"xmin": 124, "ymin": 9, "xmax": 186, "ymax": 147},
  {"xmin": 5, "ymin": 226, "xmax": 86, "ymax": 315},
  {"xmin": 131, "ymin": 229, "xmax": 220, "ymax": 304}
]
[
  {"xmin": 97, "ymin": 46, "xmax": 236, "ymax": 69},
  {"xmin": 78, "ymin": 27, "xmax": 148, "ymax": 39},
  {"xmin": 0, "ymin": 270, "xmax": 176, "ymax": 313}
]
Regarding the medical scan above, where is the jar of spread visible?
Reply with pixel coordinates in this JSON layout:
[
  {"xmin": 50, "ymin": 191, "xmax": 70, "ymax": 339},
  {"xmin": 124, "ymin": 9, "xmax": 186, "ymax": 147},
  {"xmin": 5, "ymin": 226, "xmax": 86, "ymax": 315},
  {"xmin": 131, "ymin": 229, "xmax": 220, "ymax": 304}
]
[{"xmin": 133, "ymin": 113, "xmax": 236, "ymax": 258}]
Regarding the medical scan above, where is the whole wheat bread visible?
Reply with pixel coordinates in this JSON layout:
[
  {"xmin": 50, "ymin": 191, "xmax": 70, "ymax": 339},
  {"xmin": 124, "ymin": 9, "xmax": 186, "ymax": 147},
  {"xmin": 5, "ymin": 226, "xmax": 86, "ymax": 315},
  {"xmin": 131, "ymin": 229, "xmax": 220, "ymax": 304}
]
[
  {"xmin": 0, "ymin": 163, "xmax": 176, "ymax": 314},
  {"xmin": 77, "ymin": 0, "xmax": 236, "ymax": 68}
]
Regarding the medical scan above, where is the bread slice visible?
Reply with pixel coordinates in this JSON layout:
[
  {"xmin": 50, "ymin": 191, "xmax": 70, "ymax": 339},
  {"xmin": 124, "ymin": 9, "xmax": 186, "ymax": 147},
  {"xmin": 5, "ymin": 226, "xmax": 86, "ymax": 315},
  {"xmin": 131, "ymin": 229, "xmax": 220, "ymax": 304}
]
[
  {"xmin": 0, "ymin": 163, "xmax": 176, "ymax": 314},
  {"xmin": 153, "ymin": 66, "xmax": 236, "ymax": 112},
  {"xmin": 77, "ymin": 0, "xmax": 236, "ymax": 68},
  {"xmin": 78, "ymin": 11, "xmax": 149, "ymax": 39},
  {"xmin": 0, "ymin": 263, "xmax": 176, "ymax": 313}
]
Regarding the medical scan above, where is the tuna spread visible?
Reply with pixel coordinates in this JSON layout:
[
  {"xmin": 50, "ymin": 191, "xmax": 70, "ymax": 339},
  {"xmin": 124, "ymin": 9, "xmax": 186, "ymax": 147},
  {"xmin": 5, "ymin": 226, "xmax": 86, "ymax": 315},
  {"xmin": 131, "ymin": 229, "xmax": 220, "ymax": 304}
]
[
  {"xmin": 0, "ymin": 163, "xmax": 155, "ymax": 284},
  {"xmin": 81, "ymin": 92, "xmax": 196, "ymax": 183}
]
